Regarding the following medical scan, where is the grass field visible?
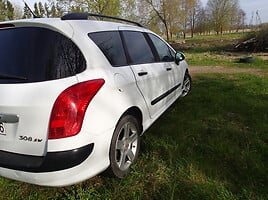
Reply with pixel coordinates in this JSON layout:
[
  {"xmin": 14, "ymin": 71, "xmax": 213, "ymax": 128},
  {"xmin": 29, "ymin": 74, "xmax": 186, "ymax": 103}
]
[
  {"xmin": 0, "ymin": 33, "xmax": 267, "ymax": 199},
  {"xmin": 0, "ymin": 72, "xmax": 267, "ymax": 200},
  {"xmin": 173, "ymin": 32, "xmax": 268, "ymax": 69}
]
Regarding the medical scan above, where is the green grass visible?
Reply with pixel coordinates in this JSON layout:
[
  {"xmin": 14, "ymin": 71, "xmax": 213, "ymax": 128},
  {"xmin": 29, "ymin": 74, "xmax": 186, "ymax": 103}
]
[
  {"xmin": 185, "ymin": 52, "xmax": 268, "ymax": 69},
  {"xmin": 0, "ymin": 73, "xmax": 267, "ymax": 200},
  {"xmin": 175, "ymin": 32, "xmax": 245, "ymax": 53},
  {"xmin": 171, "ymin": 32, "xmax": 268, "ymax": 69}
]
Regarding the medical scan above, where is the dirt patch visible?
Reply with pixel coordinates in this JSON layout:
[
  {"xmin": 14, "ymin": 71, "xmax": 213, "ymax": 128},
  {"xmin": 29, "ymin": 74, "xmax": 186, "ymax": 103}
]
[
  {"xmin": 255, "ymin": 53, "xmax": 268, "ymax": 60},
  {"xmin": 189, "ymin": 66, "xmax": 268, "ymax": 77}
]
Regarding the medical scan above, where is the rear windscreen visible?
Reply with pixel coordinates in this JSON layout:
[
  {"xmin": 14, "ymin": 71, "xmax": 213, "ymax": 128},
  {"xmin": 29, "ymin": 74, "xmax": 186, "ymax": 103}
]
[{"xmin": 0, "ymin": 27, "xmax": 86, "ymax": 84}]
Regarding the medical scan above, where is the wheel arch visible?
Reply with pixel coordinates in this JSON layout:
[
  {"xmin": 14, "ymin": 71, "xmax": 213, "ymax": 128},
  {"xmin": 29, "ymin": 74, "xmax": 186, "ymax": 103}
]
[
  {"xmin": 185, "ymin": 68, "xmax": 190, "ymax": 75},
  {"xmin": 119, "ymin": 106, "xmax": 143, "ymax": 134}
]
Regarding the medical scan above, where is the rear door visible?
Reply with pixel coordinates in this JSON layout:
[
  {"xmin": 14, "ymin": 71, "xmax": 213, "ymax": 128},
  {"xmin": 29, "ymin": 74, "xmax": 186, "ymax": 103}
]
[{"xmin": 122, "ymin": 31, "xmax": 175, "ymax": 118}]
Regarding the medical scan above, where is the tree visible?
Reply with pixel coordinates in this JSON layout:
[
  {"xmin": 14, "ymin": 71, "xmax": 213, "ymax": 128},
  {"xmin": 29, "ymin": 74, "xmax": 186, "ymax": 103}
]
[
  {"xmin": 33, "ymin": 2, "xmax": 40, "ymax": 17},
  {"xmin": 232, "ymin": 8, "xmax": 246, "ymax": 32},
  {"xmin": 38, "ymin": 2, "xmax": 46, "ymax": 17},
  {"xmin": 195, "ymin": 7, "xmax": 210, "ymax": 35},
  {"xmin": 74, "ymin": 0, "xmax": 121, "ymax": 16},
  {"xmin": 54, "ymin": 0, "xmax": 122, "ymax": 17},
  {"xmin": 141, "ymin": 0, "xmax": 179, "ymax": 41},
  {"xmin": 206, "ymin": 0, "xmax": 243, "ymax": 35},
  {"xmin": 167, "ymin": 0, "xmax": 181, "ymax": 39},
  {"xmin": 187, "ymin": 0, "xmax": 202, "ymax": 38},
  {"xmin": 6, "ymin": 0, "xmax": 14, "ymax": 20},
  {"xmin": 140, "ymin": 0, "xmax": 204, "ymax": 40},
  {"xmin": 13, "ymin": 2, "xmax": 23, "ymax": 19},
  {"xmin": 179, "ymin": 0, "xmax": 188, "ymax": 39},
  {"xmin": 32, "ymin": 1, "xmax": 65, "ymax": 18},
  {"xmin": 0, "ymin": 0, "xmax": 14, "ymax": 21},
  {"xmin": 23, "ymin": 4, "xmax": 32, "ymax": 18},
  {"xmin": 120, "ymin": 0, "xmax": 136, "ymax": 19},
  {"xmin": 0, "ymin": 1, "xmax": 5, "ymax": 21},
  {"xmin": 32, "ymin": 2, "xmax": 46, "ymax": 17},
  {"xmin": 49, "ymin": 0, "xmax": 72, "ymax": 15},
  {"xmin": 44, "ymin": 2, "xmax": 51, "ymax": 17}
]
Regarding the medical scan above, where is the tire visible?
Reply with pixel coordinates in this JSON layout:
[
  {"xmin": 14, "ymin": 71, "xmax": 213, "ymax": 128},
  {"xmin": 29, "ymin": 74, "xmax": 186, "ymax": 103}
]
[
  {"xmin": 181, "ymin": 72, "xmax": 192, "ymax": 97},
  {"xmin": 108, "ymin": 115, "xmax": 141, "ymax": 178}
]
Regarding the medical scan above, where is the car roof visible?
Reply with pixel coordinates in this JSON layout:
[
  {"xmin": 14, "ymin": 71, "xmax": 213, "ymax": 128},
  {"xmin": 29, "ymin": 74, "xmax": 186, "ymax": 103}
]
[
  {"xmin": 0, "ymin": 17, "xmax": 151, "ymax": 38},
  {"xmin": 0, "ymin": 18, "xmax": 75, "ymax": 38}
]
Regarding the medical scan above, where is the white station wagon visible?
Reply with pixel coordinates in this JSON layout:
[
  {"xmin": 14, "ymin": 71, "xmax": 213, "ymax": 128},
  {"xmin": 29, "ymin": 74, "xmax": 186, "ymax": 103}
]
[{"xmin": 0, "ymin": 13, "xmax": 191, "ymax": 186}]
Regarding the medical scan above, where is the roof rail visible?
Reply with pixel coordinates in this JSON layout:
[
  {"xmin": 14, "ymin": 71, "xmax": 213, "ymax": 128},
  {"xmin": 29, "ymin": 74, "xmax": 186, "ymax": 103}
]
[{"xmin": 61, "ymin": 12, "xmax": 143, "ymax": 27}]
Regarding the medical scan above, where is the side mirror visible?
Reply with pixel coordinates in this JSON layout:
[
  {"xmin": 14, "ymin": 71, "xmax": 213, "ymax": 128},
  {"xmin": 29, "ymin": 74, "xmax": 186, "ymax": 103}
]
[{"xmin": 175, "ymin": 52, "xmax": 185, "ymax": 65}]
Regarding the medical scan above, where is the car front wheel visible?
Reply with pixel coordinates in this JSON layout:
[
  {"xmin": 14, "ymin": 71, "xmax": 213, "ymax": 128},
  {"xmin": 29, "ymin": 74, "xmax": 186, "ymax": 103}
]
[
  {"xmin": 181, "ymin": 72, "xmax": 192, "ymax": 97},
  {"xmin": 108, "ymin": 115, "xmax": 141, "ymax": 178}
]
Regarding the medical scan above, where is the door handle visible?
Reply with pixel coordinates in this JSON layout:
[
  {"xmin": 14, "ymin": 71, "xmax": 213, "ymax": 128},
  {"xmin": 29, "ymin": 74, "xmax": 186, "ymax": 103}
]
[
  {"xmin": 138, "ymin": 72, "xmax": 148, "ymax": 76},
  {"xmin": 166, "ymin": 68, "xmax": 172, "ymax": 71}
]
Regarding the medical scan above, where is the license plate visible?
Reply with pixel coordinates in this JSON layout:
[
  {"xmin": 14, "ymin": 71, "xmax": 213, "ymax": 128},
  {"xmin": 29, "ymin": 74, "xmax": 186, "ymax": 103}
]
[{"xmin": 0, "ymin": 122, "xmax": 6, "ymax": 136}]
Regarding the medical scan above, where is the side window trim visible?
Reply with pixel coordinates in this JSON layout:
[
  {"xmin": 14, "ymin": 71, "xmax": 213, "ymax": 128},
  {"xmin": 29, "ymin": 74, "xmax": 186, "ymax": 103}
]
[
  {"xmin": 119, "ymin": 30, "xmax": 132, "ymax": 65},
  {"xmin": 143, "ymin": 32, "xmax": 160, "ymax": 62}
]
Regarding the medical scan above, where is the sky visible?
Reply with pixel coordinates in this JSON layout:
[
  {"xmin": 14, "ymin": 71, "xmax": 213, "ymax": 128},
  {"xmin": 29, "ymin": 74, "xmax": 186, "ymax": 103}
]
[
  {"xmin": 201, "ymin": 0, "xmax": 268, "ymax": 24},
  {"xmin": 11, "ymin": 0, "xmax": 268, "ymax": 24}
]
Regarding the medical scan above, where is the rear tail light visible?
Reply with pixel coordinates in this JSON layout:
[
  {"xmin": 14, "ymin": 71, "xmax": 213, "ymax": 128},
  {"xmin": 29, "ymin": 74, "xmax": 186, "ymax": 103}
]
[{"xmin": 48, "ymin": 79, "xmax": 105, "ymax": 139}]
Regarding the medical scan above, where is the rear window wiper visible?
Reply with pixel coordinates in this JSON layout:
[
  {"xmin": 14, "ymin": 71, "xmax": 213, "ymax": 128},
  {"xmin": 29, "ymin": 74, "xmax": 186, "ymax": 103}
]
[{"xmin": 0, "ymin": 73, "xmax": 27, "ymax": 80}]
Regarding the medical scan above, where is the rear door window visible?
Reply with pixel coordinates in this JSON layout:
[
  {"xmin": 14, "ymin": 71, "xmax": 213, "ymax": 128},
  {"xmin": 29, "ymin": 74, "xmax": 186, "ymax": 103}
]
[
  {"xmin": 122, "ymin": 31, "xmax": 155, "ymax": 65},
  {"xmin": 0, "ymin": 27, "xmax": 86, "ymax": 84}
]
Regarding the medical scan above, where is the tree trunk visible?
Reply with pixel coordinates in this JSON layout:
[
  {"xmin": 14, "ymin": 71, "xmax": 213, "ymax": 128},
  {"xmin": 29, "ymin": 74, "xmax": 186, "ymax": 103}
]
[{"xmin": 164, "ymin": 22, "xmax": 169, "ymax": 41}]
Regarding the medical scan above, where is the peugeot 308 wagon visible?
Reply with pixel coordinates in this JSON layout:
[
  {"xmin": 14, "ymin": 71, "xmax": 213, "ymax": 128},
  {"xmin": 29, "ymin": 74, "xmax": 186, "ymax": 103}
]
[{"xmin": 0, "ymin": 13, "xmax": 191, "ymax": 186}]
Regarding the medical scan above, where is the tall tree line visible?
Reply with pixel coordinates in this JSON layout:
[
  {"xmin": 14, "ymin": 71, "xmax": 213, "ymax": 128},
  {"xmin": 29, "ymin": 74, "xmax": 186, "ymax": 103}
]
[
  {"xmin": 139, "ymin": 0, "xmax": 245, "ymax": 39},
  {"xmin": 1, "ymin": 0, "xmax": 246, "ymax": 40},
  {"xmin": 27, "ymin": 0, "xmax": 136, "ymax": 18}
]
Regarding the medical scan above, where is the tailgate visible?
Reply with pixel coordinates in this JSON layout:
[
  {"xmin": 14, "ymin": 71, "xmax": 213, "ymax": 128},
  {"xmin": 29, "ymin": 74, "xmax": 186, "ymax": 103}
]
[{"xmin": 0, "ymin": 79, "xmax": 77, "ymax": 156}]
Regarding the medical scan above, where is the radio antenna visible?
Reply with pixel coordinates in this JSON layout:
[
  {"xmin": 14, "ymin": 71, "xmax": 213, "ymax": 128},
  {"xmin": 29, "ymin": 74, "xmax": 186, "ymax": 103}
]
[{"xmin": 22, "ymin": 0, "xmax": 39, "ymax": 18}]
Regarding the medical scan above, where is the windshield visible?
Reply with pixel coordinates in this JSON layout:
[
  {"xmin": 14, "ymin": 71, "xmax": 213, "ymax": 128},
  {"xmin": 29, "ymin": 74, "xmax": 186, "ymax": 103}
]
[{"xmin": 0, "ymin": 27, "xmax": 86, "ymax": 84}]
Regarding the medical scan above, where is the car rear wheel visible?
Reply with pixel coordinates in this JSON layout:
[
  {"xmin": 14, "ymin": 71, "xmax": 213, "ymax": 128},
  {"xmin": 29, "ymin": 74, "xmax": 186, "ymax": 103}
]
[
  {"xmin": 181, "ymin": 72, "xmax": 192, "ymax": 97},
  {"xmin": 108, "ymin": 115, "xmax": 141, "ymax": 178}
]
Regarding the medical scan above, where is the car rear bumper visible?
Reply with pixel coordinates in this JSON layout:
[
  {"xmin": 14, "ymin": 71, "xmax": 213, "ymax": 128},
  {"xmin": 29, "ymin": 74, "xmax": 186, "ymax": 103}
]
[
  {"xmin": 0, "ymin": 128, "xmax": 113, "ymax": 186},
  {"xmin": 0, "ymin": 144, "xmax": 94, "ymax": 172}
]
